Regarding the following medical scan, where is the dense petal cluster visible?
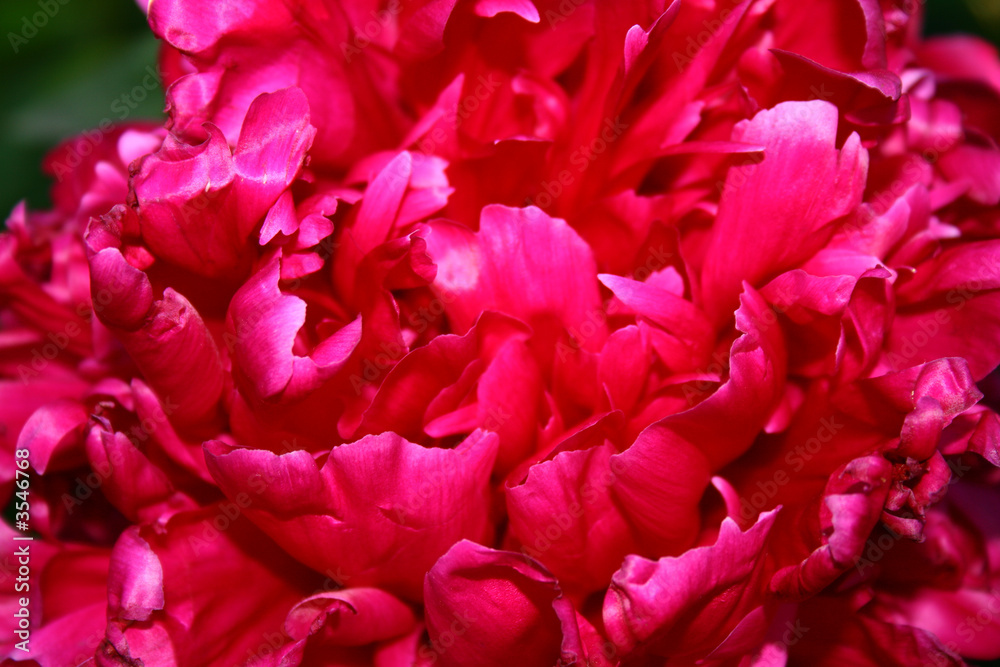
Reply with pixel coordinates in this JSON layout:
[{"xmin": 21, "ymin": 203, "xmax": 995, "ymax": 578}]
[{"xmin": 3, "ymin": 0, "xmax": 1000, "ymax": 665}]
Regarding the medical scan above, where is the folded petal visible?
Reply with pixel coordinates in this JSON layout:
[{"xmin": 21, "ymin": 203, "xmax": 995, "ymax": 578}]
[
  {"xmin": 423, "ymin": 540, "xmax": 583, "ymax": 667},
  {"xmin": 21, "ymin": 400, "xmax": 89, "ymax": 474},
  {"xmin": 771, "ymin": 455, "xmax": 893, "ymax": 599},
  {"xmin": 131, "ymin": 88, "xmax": 313, "ymax": 277},
  {"xmin": 604, "ymin": 510, "xmax": 779, "ymax": 662},
  {"xmin": 888, "ymin": 240, "xmax": 1000, "ymax": 380},
  {"xmin": 507, "ymin": 441, "xmax": 640, "ymax": 594},
  {"xmin": 701, "ymin": 101, "xmax": 868, "ymax": 322},
  {"xmin": 609, "ymin": 286, "xmax": 785, "ymax": 554},
  {"xmin": 425, "ymin": 205, "xmax": 605, "ymax": 345},
  {"xmin": 283, "ymin": 588, "xmax": 415, "ymax": 647},
  {"xmin": 100, "ymin": 507, "xmax": 317, "ymax": 667},
  {"xmin": 204, "ymin": 430, "xmax": 498, "ymax": 600},
  {"xmin": 355, "ymin": 311, "xmax": 536, "ymax": 472},
  {"xmin": 227, "ymin": 258, "xmax": 362, "ymax": 405}
]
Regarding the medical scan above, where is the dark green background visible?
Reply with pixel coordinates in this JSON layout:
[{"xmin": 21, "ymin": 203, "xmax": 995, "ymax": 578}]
[{"xmin": 1, "ymin": 0, "xmax": 162, "ymax": 218}]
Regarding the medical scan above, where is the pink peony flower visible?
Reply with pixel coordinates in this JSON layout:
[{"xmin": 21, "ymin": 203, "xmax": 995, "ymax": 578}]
[{"xmin": 3, "ymin": 0, "xmax": 1000, "ymax": 665}]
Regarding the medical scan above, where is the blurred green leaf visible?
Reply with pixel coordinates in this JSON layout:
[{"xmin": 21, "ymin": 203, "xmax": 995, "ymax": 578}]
[{"xmin": 0, "ymin": 0, "xmax": 162, "ymax": 216}]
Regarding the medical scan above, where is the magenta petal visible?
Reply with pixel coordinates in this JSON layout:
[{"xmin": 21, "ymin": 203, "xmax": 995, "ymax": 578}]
[
  {"xmin": 608, "ymin": 423, "xmax": 709, "ymax": 555},
  {"xmin": 701, "ymin": 101, "xmax": 868, "ymax": 321},
  {"xmin": 128, "ymin": 87, "xmax": 312, "ymax": 279},
  {"xmin": 110, "ymin": 287, "xmax": 225, "ymax": 430},
  {"xmin": 835, "ymin": 357, "xmax": 983, "ymax": 461},
  {"xmin": 227, "ymin": 259, "xmax": 306, "ymax": 402},
  {"xmin": 610, "ymin": 287, "xmax": 786, "ymax": 551},
  {"xmin": 507, "ymin": 441, "xmax": 639, "ymax": 594},
  {"xmin": 356, "ymin": 311, "xmax": 531, "ymax": 442},
  {"xmin": 889, "ymin": 240, "xmax": 1000, "ymax": 380},
  {"xmin": 259, "ymin": 190, "xmax": 298, "ymax": 245},
  {"xmin": 769, "ymin": 49, "xmax": 905, "ymax": 126},
  {"xmin": 130, "ymin": 124, "xmax": 240, "ymax": 276},
  {"xmin": 473, "ymin": 0, "xmax": 539, "ymax": 22},
  {"xmin": 24, "ymin": 602, "xmax": 107, "ymax": 667},
  {"xmin": 101, "ymin": 507, "xmax": 316, "ymax": 666},
  {"xmin": 771, "ymin": 0, "xmax": 886, "ymax": 72},
  {"xmin": 396, "ymin": 0, "xmax": 460, "ymax": 58},
  {"xmin": 351, "ymin": 151, "xmax": 412, "ymax": 257},
  {"xmin": 790, "ymin": 593, "xmax": 966, "ymax": 667},
  {"xmin": 951, "ymin": 407, "xmax": 1000, "ymax": 466},
  {"xmin": 84, "ymin": 424, "xmax": 196, "ymax": 523},
  {"xmin": 204, "ymin": 430, "xmax": 498, "ymax": 600},
  {"xmin": 21, "ymin": 400, "xmax": 88, "ymax": 474},
  {"xmin": 897, "ymin": 359, "xmax": 983, "ymax": 461},
  {"xmin": 598, "ymin": 325, "xmax": 649, "ymax": 413},
  {"xmin": 939, "ymin": 143, "xmax": 1000, "ymax": 205},
  {"xmin": 598, "ymin": 273, "xmax": 713, "ymax": 356},
  {"xmin": 622, "ymin": 2, "xmax": 681, "ymax": 79},
  {"xmin": 426, "ymin": 205, "xmax": 604, "ymax": 343},
  {"xmin": 87, "ymin": 247, "xmax": 154, "ymax": 330},
  {"xmin": 895, "ymin": 240, "xmax": 1000, "ymax": 300},
  {"xmin": 0, "ymin": 247, "xmax": 91, "ymax": 358},
  {"xmin": 147, "ymin": 0, "xmax": 292, "ymax": 54},
  {"xmin": 232, "ymin": 88, "xmax": 316, "ymax": 230},
  {"xmin": 11, "ymin": 4, "xmax": 1000, "ymax": 666},
  {"xmin": 106, "ymin": 528, "xmax": 164, "ymax": 622},
  {"xmin": 228, "ymin": 259, "xmax": 362, "ymax": 405},
  {"xmin": 473, "ymin": 338, "xmax": 544, "ymax": 473},
  {"xmin": 603, "ymin": 510, "xmax": 779, "ymax": 662},
  {"xmin": 283, "ymin": 588, "xmax": 415, "ymax": 645},
  {"xmin": 771, "ymin": 455, "xmax": 893, "ymax": 599},
  {"xmin": 131, "ymin": 379, "xmax": 214, "ymax": 483},
  {"xmin": 423, "ymin": 540, "xmax": 583, "ymax": 667}
]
